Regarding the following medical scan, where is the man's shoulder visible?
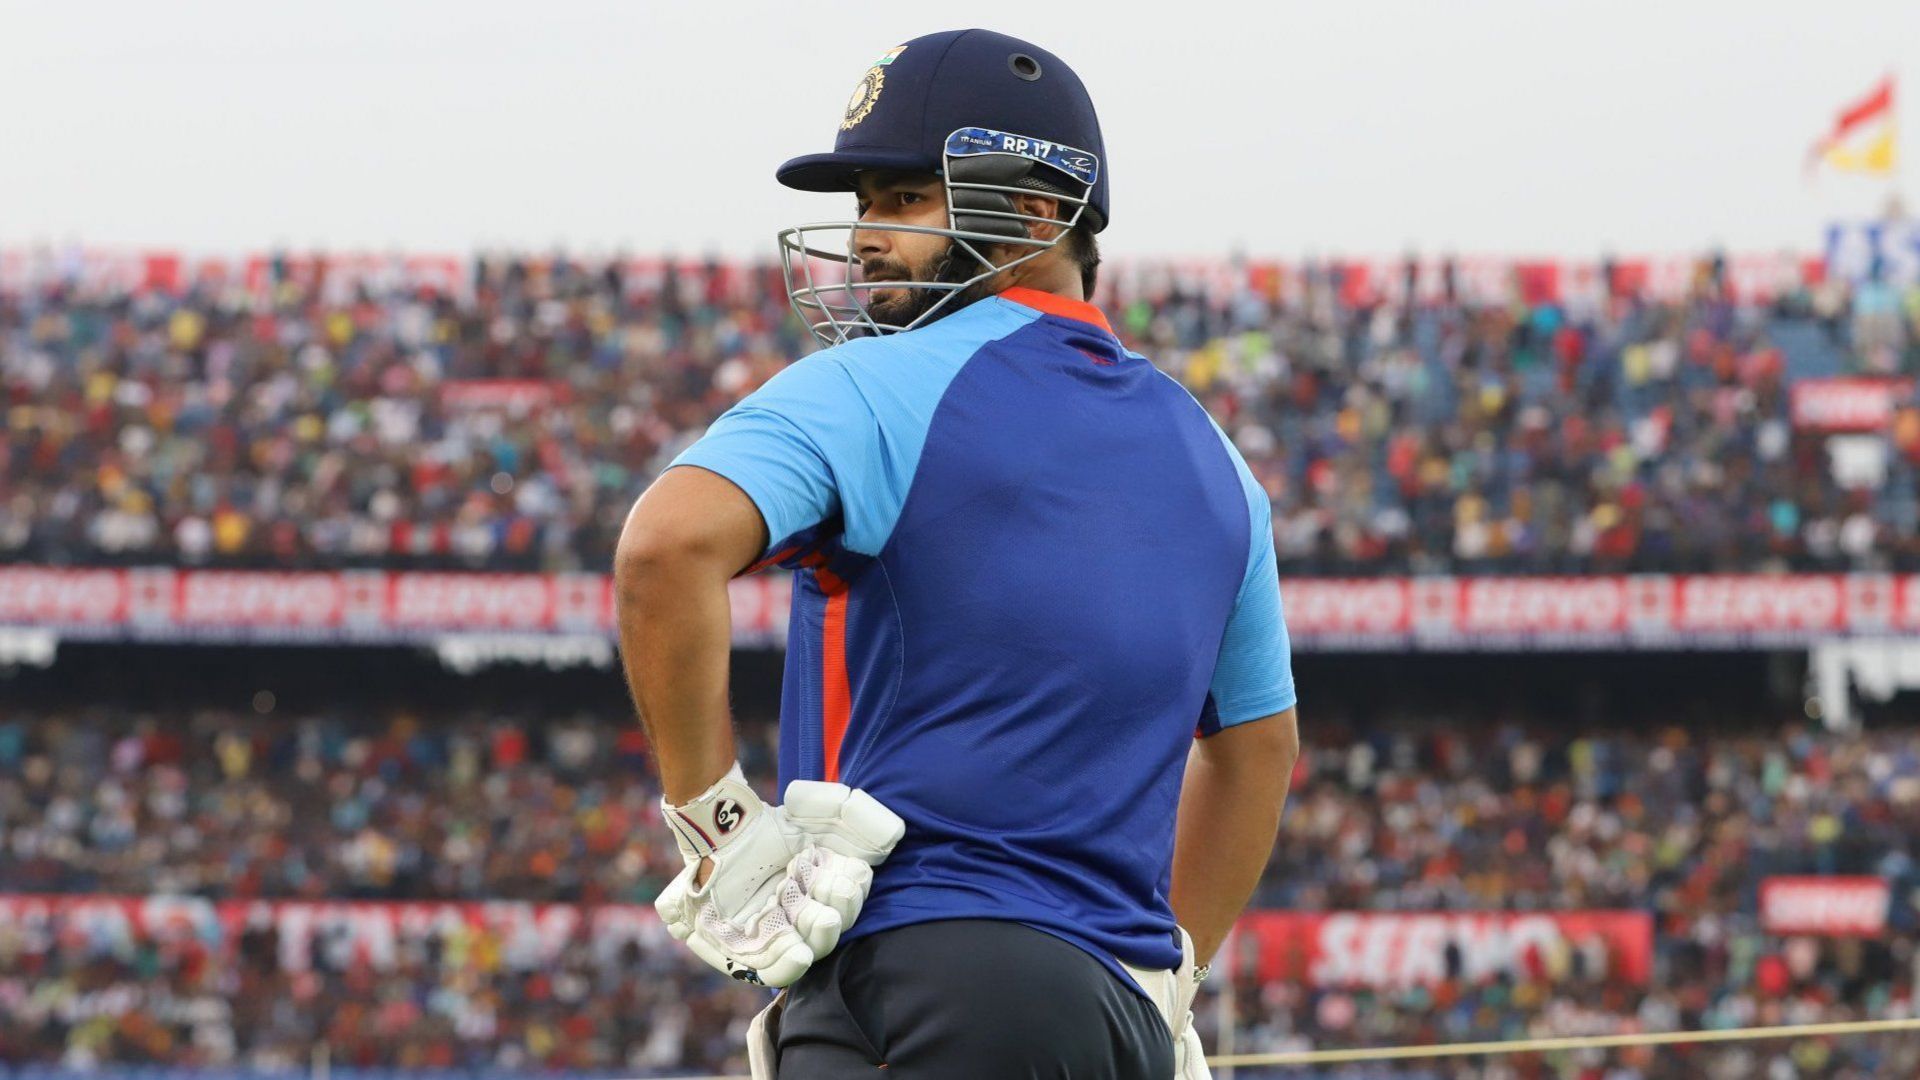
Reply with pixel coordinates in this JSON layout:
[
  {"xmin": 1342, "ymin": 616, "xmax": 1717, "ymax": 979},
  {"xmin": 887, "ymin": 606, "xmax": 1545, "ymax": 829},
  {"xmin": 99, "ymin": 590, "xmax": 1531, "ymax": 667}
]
[
  {"xmin": 1143, "ymin": 363, "xmax": 1230, "ymax": 432},
  {"xmin": 1141, "ymin": 366, "xmax": 1270, "ymax": 512}
]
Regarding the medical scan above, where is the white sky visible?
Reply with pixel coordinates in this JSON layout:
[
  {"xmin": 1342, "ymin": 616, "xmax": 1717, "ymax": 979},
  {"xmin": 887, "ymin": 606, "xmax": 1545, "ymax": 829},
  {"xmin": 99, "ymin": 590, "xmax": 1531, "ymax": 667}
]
[{"xmin": 1, "ymin": 0, "xmax": 1914, "ymax": 259}]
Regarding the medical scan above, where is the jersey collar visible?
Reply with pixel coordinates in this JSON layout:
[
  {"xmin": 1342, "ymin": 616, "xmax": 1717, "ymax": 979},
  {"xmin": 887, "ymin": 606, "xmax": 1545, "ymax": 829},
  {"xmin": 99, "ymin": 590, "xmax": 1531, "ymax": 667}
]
[{"xmin": 999, "ymin": 286, "xmax": 1114, "ymax": 335}]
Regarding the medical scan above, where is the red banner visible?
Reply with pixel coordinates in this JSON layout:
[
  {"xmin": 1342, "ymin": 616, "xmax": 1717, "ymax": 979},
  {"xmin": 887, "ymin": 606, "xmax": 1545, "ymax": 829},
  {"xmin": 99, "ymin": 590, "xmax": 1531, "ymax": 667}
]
[
  {"xmin": 1791, "ymin": 378, "xmax": 1913, "ymax": 431},
  {"xmin": 3, "ymin": 568, "xmax": 1917, "ymax": 650},
  {"xmin": 0, "ymin": 566, "xmax": 791, "ymax": 647},
  {"xmin": 440, "ymin": 380, "xmax": 569, "ymax": 411},
  {"xmin": 0, "ymin": 896, "xmax": 1653, "ymax": 988},
  {"xmin": 1760, "ymin": 877, "xmax": 1891, "ymax": 936},
  {"xmin": 1278, "ymin": 573, "xmax": 1919, "ymax": 646},
  {"xmin": 1234, "ymin": 910, "xmax": 1654, "ymax": 988}
]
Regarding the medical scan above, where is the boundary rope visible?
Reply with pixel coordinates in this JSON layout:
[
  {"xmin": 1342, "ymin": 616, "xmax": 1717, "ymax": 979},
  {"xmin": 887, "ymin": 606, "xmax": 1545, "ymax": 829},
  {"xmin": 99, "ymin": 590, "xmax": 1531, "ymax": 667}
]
[
  {"xmin": 1207, "ymin": 1015, "xmax": 1920, "ymax": 1068},
  {"xmin": 651, "ymin": 1015, "xmax": 1920, "ymax": 1078}
]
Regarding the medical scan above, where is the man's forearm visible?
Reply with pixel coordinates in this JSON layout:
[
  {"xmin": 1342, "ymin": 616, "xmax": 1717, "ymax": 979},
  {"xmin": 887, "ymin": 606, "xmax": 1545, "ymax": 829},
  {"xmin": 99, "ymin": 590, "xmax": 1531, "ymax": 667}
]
[
  {"xmin": 1167, "ymin": 709, "xmax": 1299, "ymax": 963},
  {"xmin": 613, "ymin": 469, "xmax": 767, "ymax": 806},
  {"xmin": 614, "ymin": 548, "xmax": 737, "ymax": 804}
]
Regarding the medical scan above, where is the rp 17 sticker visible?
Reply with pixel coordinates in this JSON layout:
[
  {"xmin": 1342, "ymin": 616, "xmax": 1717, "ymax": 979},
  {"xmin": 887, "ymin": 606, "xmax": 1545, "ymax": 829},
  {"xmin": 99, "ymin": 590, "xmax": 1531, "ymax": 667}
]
[{"xmin": 945, "ymin": 127, "xmax": 1100, "ymax": 186}]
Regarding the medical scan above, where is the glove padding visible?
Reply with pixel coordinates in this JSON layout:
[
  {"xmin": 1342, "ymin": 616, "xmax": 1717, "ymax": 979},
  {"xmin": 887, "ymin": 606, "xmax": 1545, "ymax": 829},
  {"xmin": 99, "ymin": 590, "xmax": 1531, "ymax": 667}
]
[
  {"xmin": 654, "ymin": 764, "xmax": 904, "ymax": 988},
  {"xmin": 1169, "ymin": 926, "xmax": 1210, "ymax": 1080}
]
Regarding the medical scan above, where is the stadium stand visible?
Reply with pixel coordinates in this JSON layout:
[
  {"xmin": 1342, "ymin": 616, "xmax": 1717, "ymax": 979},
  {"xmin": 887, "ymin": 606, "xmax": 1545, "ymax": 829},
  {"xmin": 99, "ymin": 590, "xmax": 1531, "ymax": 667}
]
[
  {"xmin": 1, "ymin": 646, "xmax": 1918, "ymax": 1078},
  {"xmin": 5, "ymin": 249, "xmax": 1920, "ymax": 1078},
  {"xmin": 4, "ymin": 252, "xmax": 1917, "ymax": 576}
]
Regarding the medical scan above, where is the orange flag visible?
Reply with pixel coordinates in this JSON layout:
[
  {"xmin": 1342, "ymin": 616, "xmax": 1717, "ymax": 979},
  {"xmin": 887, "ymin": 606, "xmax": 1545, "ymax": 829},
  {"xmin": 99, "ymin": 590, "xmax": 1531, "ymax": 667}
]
[{"xmin": 1809, "ymin": 76, "xmax": 1897, "ymax": 177}]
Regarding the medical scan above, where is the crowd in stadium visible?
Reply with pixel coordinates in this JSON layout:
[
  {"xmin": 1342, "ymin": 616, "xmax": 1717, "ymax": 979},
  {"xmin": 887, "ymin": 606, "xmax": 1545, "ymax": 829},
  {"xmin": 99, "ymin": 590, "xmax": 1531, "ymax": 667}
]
[
  {"xmin": 0, "ymin": 893, "xmax": 759, "ymax": 1076},
  {"xmin": 5, "ymin": 703, "xmax": 1918, "ymax": 911},
  {"xmin": 3, "ymin": 703, "xmax": 1919, "ymax": 1076},
  {"xmin": 4, "ymin": 253, "xmax": 1919, "ymax": 577}
]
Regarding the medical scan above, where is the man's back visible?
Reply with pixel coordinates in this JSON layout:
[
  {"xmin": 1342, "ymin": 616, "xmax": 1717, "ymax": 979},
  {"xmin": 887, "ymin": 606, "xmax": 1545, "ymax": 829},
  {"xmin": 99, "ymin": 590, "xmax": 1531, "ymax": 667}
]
[
  {"xmin": 624, "ymin": 29, "xmax": 1296, "ymax": 1077},
  {"xmin": 675, "ymin": 288, "xmax": 1294, "ymax": 975}
]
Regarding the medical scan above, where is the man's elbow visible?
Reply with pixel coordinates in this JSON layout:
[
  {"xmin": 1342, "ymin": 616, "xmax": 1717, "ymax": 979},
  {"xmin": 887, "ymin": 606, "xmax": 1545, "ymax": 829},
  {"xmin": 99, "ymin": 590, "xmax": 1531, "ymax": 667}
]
[
  {"xmin": 614, "ymin": 466, "xmax": 767, "ymax": 595},
  {"xmin": 613, "ymin": 503, "xmax": 727, "ymax": 597},
  {"xmin": 613, "ymin": 514, "xmax": 675, "ymax": 585}
]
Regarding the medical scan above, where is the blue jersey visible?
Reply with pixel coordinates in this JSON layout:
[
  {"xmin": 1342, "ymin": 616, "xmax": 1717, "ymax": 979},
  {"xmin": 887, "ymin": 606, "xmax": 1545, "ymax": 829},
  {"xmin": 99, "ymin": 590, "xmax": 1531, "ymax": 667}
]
[{"xmin": 671, "ymin": 287, "xmax": 1295, "ymax": 975}]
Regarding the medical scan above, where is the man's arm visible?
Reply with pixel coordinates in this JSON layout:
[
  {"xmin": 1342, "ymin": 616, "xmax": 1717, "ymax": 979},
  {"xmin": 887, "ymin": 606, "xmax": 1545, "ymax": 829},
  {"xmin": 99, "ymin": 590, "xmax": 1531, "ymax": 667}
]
[
  {"xmin": 612, "ymin": 465, "xmax": 767, "ymax": 805},
  {"xmin": 1168, "ymin": 707, "xmax": 1299, "ymax": 963}
]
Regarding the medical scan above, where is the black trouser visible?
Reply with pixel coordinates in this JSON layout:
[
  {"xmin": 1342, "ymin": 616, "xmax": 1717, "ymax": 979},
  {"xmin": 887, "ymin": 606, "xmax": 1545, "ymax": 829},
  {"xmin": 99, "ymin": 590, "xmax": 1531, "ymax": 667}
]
[{"xmin": 776, "ymin": 918, "xmax": 1173, "ymax": 1079}]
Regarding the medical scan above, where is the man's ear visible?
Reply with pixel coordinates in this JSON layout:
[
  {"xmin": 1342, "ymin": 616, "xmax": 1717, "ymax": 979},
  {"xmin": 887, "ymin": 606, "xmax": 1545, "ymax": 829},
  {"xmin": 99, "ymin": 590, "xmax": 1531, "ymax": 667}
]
[{"xmin": 1010, "ymin": 192, "xmax": 1066, "ymax": 243}]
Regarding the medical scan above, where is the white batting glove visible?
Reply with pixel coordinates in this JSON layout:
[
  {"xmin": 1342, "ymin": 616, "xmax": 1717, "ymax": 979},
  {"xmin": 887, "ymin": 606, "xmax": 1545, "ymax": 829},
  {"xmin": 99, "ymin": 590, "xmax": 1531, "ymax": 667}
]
[
  {"xmin": 653, "ymin": 763, "xmax": 904, "ymax": 988},
  {"xmin": 781, "ymin": 774, "xmax": 911, "ymax": 863},
  {"xmin": 1171, "ymin": 926, "xmax": 1212, "ymax": 1080},
  {"xmin": 1121, "ymin": 926, "xmax": 1213, "ymax": 1080}
]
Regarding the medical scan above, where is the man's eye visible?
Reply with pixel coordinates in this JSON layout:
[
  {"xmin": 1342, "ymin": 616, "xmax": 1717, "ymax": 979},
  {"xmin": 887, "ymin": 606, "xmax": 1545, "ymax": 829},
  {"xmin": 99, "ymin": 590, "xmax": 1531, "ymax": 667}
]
[{"xmin": 899, "ymin": 192, "xmax": 922, "ymax": 206}]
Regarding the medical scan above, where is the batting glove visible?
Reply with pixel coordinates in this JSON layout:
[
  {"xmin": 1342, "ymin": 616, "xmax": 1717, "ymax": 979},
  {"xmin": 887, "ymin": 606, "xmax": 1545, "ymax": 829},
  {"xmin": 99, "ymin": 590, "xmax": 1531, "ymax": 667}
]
[
  {"xmin": 654, "ymin": 763, "xmax": 904, "ymax": 988},
  {"xmin": 1170, "ymin": 926, "xmax": 1212, "ymax": 1080},
  {"xmin": 1121, "ymin": 926, "xmax": 1213, "ymax": 1079}
]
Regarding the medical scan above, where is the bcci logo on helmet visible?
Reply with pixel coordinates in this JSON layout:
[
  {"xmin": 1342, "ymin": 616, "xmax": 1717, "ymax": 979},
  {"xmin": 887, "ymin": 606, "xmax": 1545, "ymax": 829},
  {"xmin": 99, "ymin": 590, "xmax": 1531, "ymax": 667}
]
[{"xmin": 841, "ymin": 45, "xmax": 906, "ymax": 131}]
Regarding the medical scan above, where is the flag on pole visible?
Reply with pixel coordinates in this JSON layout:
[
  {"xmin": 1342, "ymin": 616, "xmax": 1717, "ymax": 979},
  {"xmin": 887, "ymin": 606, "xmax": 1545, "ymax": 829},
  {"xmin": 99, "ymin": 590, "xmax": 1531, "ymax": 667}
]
[{"xmin": 1808, "ymin": 75, "xmax": 1897, "ymax": 177}]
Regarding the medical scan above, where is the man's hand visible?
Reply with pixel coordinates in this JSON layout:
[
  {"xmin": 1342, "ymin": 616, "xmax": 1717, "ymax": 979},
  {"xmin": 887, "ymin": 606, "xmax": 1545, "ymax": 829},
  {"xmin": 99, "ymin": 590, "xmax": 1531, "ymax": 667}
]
[{"xmin": 654, "ymin": 763, "xmax": 905, "ymax": 987}]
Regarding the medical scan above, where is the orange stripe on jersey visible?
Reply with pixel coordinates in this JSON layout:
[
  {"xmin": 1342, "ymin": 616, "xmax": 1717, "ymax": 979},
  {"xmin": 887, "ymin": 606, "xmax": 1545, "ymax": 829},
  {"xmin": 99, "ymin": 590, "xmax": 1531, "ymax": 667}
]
[
  {"xmin": 1000, "ymin": 286, "xmax": 1113, "ymax": 334},
  {"xmin": 818, "ymin": 573, "xmax": 852, "ymax": 783},
  {"xmin": 742, "ymin": 543, "xmax": 802, "ymax": 576}
]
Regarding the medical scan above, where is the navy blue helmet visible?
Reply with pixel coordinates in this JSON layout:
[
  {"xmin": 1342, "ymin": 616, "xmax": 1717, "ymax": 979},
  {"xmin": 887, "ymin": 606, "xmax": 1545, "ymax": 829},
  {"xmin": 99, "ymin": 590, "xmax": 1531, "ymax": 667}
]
[{"xmin": 775, "ymin": 30, "xmax": 1109, "ymax": 345}]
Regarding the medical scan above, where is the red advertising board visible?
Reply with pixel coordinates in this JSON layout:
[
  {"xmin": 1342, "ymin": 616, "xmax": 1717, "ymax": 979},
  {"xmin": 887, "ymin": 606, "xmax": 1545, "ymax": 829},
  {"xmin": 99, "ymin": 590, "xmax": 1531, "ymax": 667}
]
[
  {"xmin": 1234, "ymin": 910, "xmax": 1654, "ymax": 988},
  {"xmin": 0, "ymin": 897, "xmax": 1653, "ymax": 988},
  {"xmin": 1, "ymin": 567, "xmax": 1916, "ymax": 650},
  {"xmin": 1277, "ymin": 573, "xmax": 1920, "ymax": 647},
  {"xmin": 440, "ymin": 380, "xmax": 569, "ymax": 411},
  {"xmin": 1760, "ymin": 877, "xmax": 1890, "ymax": 936},
  {"xmin": 1791, "ymin": 378, "xmax": 1913, "ymax": 432},
  {"xmin": 0, "ymin": 566, "xmax": 791, "ymax": 647}
]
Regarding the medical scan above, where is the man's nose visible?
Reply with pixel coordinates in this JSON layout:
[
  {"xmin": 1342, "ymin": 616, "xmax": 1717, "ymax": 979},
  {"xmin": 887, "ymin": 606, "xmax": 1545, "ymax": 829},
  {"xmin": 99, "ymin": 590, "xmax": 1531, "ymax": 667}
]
[{"xmin": 853, "ymin": 211, "xmax": 890, "ymax": 261}]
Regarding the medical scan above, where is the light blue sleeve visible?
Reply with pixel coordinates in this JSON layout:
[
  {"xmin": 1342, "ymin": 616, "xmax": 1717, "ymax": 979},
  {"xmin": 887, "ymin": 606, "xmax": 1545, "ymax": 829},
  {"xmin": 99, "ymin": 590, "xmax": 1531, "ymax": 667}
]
[
  {"xmin": 669, "ymin": 300, "xmax": 1041, "ymax": 559},
  {"xmin": 670, "ymin": 355, "xmax": 866, "ymax": 555},
  {"xmin": 1201, "ymin": 454, "xmax": 1297, "ymax": 735}
]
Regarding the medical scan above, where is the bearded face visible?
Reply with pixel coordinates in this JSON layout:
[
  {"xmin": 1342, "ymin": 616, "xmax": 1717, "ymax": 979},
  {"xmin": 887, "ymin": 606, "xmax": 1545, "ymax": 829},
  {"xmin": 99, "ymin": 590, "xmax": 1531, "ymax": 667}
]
[
  {"xmin": 857, "ymin": 239, "xmax": 981, "ymax": 329},
  {"xmin": 776, "ymin": 165, "xmax": 1083, "ymax": 346}
]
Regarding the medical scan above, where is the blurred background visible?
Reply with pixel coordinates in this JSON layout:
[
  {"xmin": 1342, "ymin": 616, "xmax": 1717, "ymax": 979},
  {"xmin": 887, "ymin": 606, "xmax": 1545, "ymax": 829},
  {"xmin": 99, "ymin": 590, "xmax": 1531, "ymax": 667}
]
[{"xmin": 5, "ymin": 2, "xmax": 1920, "ymax": 1078}]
